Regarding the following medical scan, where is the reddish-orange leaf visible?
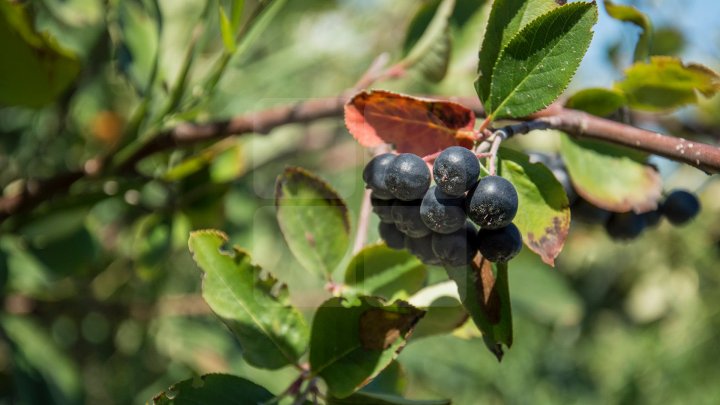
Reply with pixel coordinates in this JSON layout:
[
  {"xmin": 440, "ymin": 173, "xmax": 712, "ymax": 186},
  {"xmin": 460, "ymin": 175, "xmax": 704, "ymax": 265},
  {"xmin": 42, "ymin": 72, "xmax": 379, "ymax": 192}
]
[{"xmin": 344, "ymin": 90, "xmax": 476, "ymax": 156}]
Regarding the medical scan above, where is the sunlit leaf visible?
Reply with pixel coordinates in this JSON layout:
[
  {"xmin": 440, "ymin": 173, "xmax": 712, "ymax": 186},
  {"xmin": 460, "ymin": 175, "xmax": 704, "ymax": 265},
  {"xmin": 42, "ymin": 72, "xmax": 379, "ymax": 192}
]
[
  {"xmin": 345, "ymin": 244, "xmax": 427, "ymax": 300},
  {"xmin": 445, "ymin": 259, "xmax": 512, "ymax": 361},
  {"xmin": 496, "ymin": 148, "xmax": 570, "ymax": 267},
  {"xmin": 0, "ymin": 2, "xmax": 80, "ymax": 107},
  {"xmin": 484, "ymin": 2, "xmax": 598, "ymax": 119},
  {"xmin": 565, "ymin": 87, "xmax": 626, "ymax": 116},
  {"xmin": 559, "ymin": 135, "xmax": 662, "ymax": 212},
  {"xmin": 219, "ymin": 6, "xmax": 237, "ymax": 53},
  {"xmin": 401, "ymin": 0, "xmax": 455, "ymax": 82},
  {"xmin": 310, "ymin": 297, "xmax": 425, "ymax": 398},
  {"xmin": 603, "ymin": 0, "xmax": 652, "ymax": 61},
  {"xmin": 188, "ymin": 230, "xmax": 309, "ymax": 369},
  {"xmin": 614, "ymin": 56, "xmax": 720, "ymax": 112},
  {"xmin": 476, "ymin": 0, "xmax": 559, "ymax": 103},
  {"xmin": 344, "ymin": 90, "xmax": 475, "ymax": 156},
  {"xmin": 408, "ymin": 281, "xmax": 468, "ymax": 340},
  {"xmin": 152, "ymin": 374, "xmax": 274, "ymax": 404},
  {"xmin": 275, "ymin": 167, "xmax": 350, "ymax": 278}
]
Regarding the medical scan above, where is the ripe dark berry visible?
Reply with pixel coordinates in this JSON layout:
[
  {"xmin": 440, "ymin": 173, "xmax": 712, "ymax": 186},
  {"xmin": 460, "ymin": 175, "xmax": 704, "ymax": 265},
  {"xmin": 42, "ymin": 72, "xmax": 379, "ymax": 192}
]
[
  {"xmin": 605, "ymin": 212, "xmax": 645, "ymax": 240},
  {"xmin": 433, "ymin": 146, "xmax": 480, "ymax": 197},
  {"xmin": 476, "ymin": 223, "xmax": 522, "ymax": 263},
  {"xmin": 432, "ymin": 222, "xmax": 478, "ymax": 267},
  {"xmin": 371, "ymin": 196, "xmax": 395, "ymax": 224},
  {"xmin": 362, "ymin": 153, "xmax": 396, "ymax": 200},
  {"xmin": 379, "ymin": 222, "xmax": 405, "ymax": 250},
  {"xmin": 662, "ymin": 189, "xmax": 700, "ymax": 225},
  {"xmin": 419, "ymin": 186, "xmax": 466, "ymax": 234},
  {"xmin": 385, "ymin": 153, "xmax": 431, "ymax": 201},
  {"xmin": 406, "ymin": 234, "xmax": 442, "ymax": 266},
  {"xmin": 467, "ymin": 176, "xmax": 518, "ymax": 230},
  {"xmin": 391, "ymin": 200, "xmax": 431, "ymax": 238},
  {"xmin": 571, "ymin": 199, "xmax": 611, "ymax": 224},
  {"xmin": 641, "ymin": 209, "xmax": 662, "ymax": 227}
]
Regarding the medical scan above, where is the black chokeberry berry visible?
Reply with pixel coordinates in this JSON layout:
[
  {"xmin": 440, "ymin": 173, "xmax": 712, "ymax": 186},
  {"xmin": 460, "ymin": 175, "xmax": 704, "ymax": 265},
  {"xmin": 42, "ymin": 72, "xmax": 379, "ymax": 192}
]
[
  {"xmin": 476, "ymin": 223, "xmax": 522, "ymax": 263},
  {"xmin": 571, "ymin": 199, "xmax": 611, "ymax": 224},
  {"xmin": 604, "ymin": 212, "xmax": 646, "ymax": 240},
  {"xmin": 371, "ymin": 196, "xmax": 395, "ymax": 224},
  {"xmin": 467, "ymin": 175, "xmax": 518, "ymax": 230},
  {"xmin": 406, "ymin": 233, "xmax": 442, "ymax": 266},
  {"xmin": 391, "ymin": 200, "xmax": 431, "ymax": 238},
  {"xmin": 433, "ymin": 146, "xmax": 480, "ymax": 197},
  {"xmin": 662, "ymin": 189, "xmax": 700, "ymax": 225},
  {"xmin": 385, "ymin": 153, "xmax": 431, "ymax": 201},
  {"xmin": 419, "ymin": 186, "xmax": 466, "ymax": 234},
  {"xmin": 379, "ymin": 222, "xmax": 405, "ymax": 250},
  {"xmin": 362, "ymin": 153, "xmax": 396, "ymax": 200},
  {"xmin": 432, "ymin": 222, "xmax": 478, "ymax": 267},
  {"xmin": 641, "ymin": 209, "xmax": 662, "ymax": 227}
]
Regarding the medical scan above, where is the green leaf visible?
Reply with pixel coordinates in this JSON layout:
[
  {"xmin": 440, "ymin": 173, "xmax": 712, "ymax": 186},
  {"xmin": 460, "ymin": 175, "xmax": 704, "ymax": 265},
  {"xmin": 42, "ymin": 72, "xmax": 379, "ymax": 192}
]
[
  {"xmin": 152, "ymin": 374, "xmax": 274, "ymax": 404},
  {"xmin": 565, "ymin": 87, "xmax": 627, "ymax": 116},
  {"xmin": 328, "ymin": 392, "xmax": 450, "ymax": 405},
  {"xmin": 230, "ymin": 0, "xmax": 245, "ymax": 29},
  {"xmin": 559, "ymin": 134, "xmax": 662, "ymax": 212},
  {"xmin": 0, "ymin": 2, "xmax": 80, "ymax": 107},
  {"xmin": 188, "ymin": 230, "xmax": 309, "ymax": 369},
  {"xmin": 275, "ymin": 167, "xmax": 351, "ymax": 278},
  {"xmin": 445, "ymin": 259, "xmax": 512, "ymax": 362},
  {"xmin": 401, "ymin": 0, "xmax": 455, "ymax": 82},
  {"xmin": 476, "ymin": 0, "xmax": 559, "ymax": 103},
  {"xmin": 219, "ymin": 6, "xmax": 237, "ymax": 53},
  {"xmin": 361, "ymin": 360, "xmax": 407, "ymax": 396},
  {"xmin": 496, "ymin": 148, "xmax": 570, "ymax": 267},
  {"xmin": 116, "ymin": 0, "xmax": 160, "ymax": 92},
  {"xmin": 344, "ymin": 244, "xmax": 427, "ymax": 300},
  {"xmin": 1, "ymin": 315, "xmax": 82, "ymax": 403},
  {"xmin": 614, "ymin": 56, "xmax": 720, "ymax": 112},
  {"xmin": 310, "ymin": 297, "xmax": 425, "ymax": 398},
  {"xmin": 408, "ymin": 281, "xmax": 467, "ymax": 340},
  {"xmin": 484, "ymin": 2, "xmax": 598, "ymax": 119},
  {"xmin": 603, "ymin": 0, "xmax": 651, "ymax": 62}
]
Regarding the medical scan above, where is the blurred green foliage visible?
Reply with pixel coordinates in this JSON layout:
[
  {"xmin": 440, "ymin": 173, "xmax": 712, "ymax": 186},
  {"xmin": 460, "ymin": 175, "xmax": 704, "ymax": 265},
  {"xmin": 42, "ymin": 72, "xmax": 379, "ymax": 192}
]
[{"xmin": 0, "ymin": 0, "xmax": 719, "ymax": 404}]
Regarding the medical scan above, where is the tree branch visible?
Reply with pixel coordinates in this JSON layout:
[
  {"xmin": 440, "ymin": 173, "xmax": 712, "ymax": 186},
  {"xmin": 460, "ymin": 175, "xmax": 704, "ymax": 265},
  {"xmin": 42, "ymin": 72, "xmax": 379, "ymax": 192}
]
[{"xmin": 2, "ymin": 95, "xmax": 719, "ymax": 224}]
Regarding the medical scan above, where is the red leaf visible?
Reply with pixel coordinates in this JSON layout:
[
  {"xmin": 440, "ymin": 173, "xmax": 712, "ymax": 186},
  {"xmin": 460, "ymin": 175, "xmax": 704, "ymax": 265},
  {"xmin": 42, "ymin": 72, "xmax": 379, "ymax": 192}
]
[{"xmin": 344, "ymin": 90, "xmax": 476, "ymax": 156}]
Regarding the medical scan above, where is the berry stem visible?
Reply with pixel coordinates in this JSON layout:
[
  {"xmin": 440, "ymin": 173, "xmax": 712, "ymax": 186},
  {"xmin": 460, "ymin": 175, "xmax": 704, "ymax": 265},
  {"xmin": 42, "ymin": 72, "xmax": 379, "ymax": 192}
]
[
  {"xmin": 488, "ymin": 132, "xmax": 505, "ymax": 176},
  {"xmin": 353, "ymin": 188, "xmax": 373, "ymax": 254}
]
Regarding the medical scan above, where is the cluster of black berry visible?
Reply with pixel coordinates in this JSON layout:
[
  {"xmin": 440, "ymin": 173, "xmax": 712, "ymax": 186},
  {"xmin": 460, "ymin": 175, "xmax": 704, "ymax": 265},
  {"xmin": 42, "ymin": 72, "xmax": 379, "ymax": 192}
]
[
  {"xmin": 530, "ymin": 153, "xmax": 702, "ymax": 240},
  {"xmin": 363, "ymin": 147, "xmax": 522, "ymax": 266}
]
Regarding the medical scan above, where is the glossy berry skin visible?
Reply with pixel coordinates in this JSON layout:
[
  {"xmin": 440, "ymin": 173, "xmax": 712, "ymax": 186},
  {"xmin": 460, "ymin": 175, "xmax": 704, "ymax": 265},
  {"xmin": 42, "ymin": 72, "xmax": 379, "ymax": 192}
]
[
  {"xmin": 362, "ymin": 153, "xmax": 396, "ymax": 200},
  {"xmin": 385, "ymin": 153, "xmax": 431, "ymax": 201},
  {"xmin": 432, "ymin": 222, "xmax": 478, "ymax": 267},
  {"xmin": 433, "ymin": 146, "xmax": 480, "ymax": 197},
  {"xmin": 406, "ymin": 234, "xmax": 442, "ymax": 265},
  {"xmin": 391, "ymin": 200, "xmax": 431, "ymax": 238},
  {"xmin": 378, "ymin": 222, "xmax": 405, "ymax": 250},
  {"xmin": 371, "ymin": 196, "xmax": 395, "ymax": 224},
  {"xmin": 605, "ymin": 212, "xmax": 645, "ymax": 240},
  {"xmin": 467, "ymin": 176, "xmax": 518, "ymax": 230},
  {"xmin": 662, "ymin": 190, "xmax": 700, "ymax": 225},
  {"xmin": 419, "ymin": 186, "xmax": 466, "ymax": 234},
  {"xmin": 476, "ymin": 223, "xmax": 522, "ymax": 263}
]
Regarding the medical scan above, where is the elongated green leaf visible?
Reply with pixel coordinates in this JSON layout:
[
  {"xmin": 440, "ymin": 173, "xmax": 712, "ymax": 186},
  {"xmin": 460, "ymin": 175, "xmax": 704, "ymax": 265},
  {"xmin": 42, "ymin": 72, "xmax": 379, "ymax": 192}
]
[
  {"xmin": 152, "ymin": 374, "xmax": 274, "ymax": 404},
  {"xmin": 345, "ymin": 244, "xmax": 427, "ymax": 300},
  {"xmin": 476, "ymin": 0, "xmax": 559, "ymax": 102},
  {"xmin": 603, "ymin": 0, "xmax": 651, "ymax": 62},
  {"xmin": 485, "ymin": 2, "xmax": 598, "ymax": 119},
  {"xmin": 219, "ymin": 6, "xmax": 236, "ymax": 53},
  {"xmin": 401, "ymin": 0, "xmax": 455, "ymax": 82},
  {"xmin": 445, "ymin": 259, "xmax": 512, "ymax": 362},
  {"xmin": 614, "ymin": 56, "xmax": 720, "ymax": 112},
  {"xmin": 188, "ymin": 230, "xmax": 309, "ymax": 369},
  {"xmin": 328, "ymin": 392, "xmax": 450, "ymax": 405},
  {"xmin": 310, "ymin": 297, "xmax": 425, "ymax": 398},
  {"xmin": 496, "ymin": 148, "xmax": 570, "ymax": 266},
  {"xmin": 275, "ymin": 167, "xmax": 350, "ymax": 278},
  {"xmin": 230, "ymin": 0, "xmax": 245, "ymax": 29},
  {"xmin": 0, "ymin": 2, "xmax": 80, "ymax": 107},
  {"xmin": 565, "ymin": 87, "xmax": 626, "ymax": 116},
  {"xmin": 559, "ymin": 135, "xmax": 662, "ymax": 212}
]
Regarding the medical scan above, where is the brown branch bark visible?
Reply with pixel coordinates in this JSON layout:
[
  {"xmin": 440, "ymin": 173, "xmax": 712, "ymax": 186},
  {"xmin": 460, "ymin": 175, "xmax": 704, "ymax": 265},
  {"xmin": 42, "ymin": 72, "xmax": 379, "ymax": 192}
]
[{"xmin": 1, "ymin": 95, "xmax": 719, "ymax": 224}]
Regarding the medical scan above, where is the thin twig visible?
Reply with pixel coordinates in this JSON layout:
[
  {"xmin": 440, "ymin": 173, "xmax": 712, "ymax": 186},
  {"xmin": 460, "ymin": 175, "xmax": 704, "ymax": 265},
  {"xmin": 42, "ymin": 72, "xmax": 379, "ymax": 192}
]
[
  {"xmin": 352, "ymin": 189, "xmax": 373, "ymax": 254},
  {"xmin": 488, "ymin": 132, "xmax": 505, "ymax": 176}
]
